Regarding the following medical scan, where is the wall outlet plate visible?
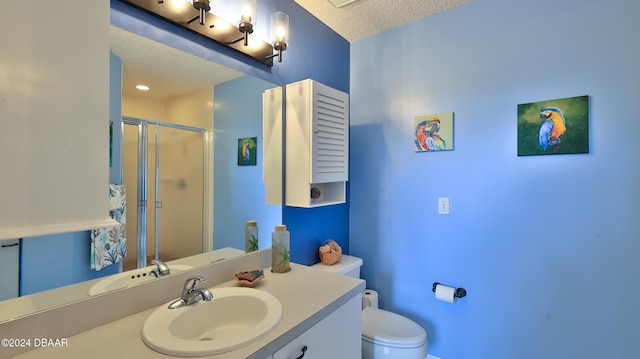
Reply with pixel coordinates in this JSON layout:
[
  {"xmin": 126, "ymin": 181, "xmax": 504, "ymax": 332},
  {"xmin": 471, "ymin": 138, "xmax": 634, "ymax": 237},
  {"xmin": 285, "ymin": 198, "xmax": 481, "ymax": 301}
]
[{"xmin": 438, "ymin": 197, "xmax": 450, "ymax": 215}]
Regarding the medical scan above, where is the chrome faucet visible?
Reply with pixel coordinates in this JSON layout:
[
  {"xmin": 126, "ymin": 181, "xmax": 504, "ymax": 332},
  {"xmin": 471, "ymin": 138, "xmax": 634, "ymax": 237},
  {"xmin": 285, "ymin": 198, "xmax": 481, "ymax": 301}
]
[
  {"xmin": 149, "ymin": 259, "xmax": 170, "ymax": 277},
  {"xmin": 168, "ymin": 275, "xmax": 214, "ymax": 309}
]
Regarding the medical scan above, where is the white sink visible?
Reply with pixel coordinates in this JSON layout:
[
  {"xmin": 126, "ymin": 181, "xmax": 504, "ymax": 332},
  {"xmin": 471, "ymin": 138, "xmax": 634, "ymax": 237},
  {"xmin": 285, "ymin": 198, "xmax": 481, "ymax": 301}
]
[
  {"xmin": 142, "ymin": 287, "xmax": 283, "ymax": 357},
  {"xmin": 88, "ymin": 265, "xmax": 194, "ymax": 296}
]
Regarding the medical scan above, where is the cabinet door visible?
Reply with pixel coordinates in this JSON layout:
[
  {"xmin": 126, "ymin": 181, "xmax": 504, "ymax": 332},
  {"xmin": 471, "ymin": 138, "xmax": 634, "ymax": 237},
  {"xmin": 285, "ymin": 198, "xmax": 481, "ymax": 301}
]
[
  {"xmin": 285, "ymin": 79, "xmax": 349, "ymax": 208},
  {"xmin": 273, "ymin": 294, "xmax": 361, "ymax": 359},
  {"xmin": 263, "ymin": 86, "xmax": 283, "ymax": 205},
  {"xmin": 0, "ymin": 1, "xmax": 115, "ymax": 240},
  {"xmin": 310, "ymin": 81, "xmax": 349, "ymax": 184}
]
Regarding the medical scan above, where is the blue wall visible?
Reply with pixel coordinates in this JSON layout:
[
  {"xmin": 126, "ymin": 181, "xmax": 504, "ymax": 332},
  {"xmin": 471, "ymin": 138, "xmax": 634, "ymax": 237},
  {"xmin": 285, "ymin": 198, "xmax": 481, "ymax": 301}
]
[
  {"xmin": 213, "ymin": 76, "xmax": 282, "ymax": 250},
  {"xmin": 349, "ymin": 0, "xmax": 640, "ymax": 357},
  {"xmin": 270, "ymin": 0, "xmax": 351, "ymax": 265},
  {"xmin": 20, "ymin": 232, "xmax": 119, "ymax": 295},
  {"xmin": 109, "ymin": 51, "xmax": 123, "ymax": 185}
]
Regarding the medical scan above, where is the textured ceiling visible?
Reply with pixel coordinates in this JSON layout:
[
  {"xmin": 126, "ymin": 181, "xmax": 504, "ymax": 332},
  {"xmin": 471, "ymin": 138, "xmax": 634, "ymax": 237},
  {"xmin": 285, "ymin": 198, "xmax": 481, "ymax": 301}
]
[
  {"xmin": 294, "ymin": 0, "xmax": 474, "ymax": 42},
  {"xmin": 110, "ymin": 26, "xmax": 244, "ymax": 102}
]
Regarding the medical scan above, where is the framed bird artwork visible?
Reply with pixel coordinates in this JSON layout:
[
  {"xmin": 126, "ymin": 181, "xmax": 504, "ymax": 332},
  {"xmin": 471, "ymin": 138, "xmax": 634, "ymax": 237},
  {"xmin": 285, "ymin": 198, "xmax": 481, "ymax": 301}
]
[
  {"xmin": 238, "ymin": 137, "xmax": 257, "ymax": 166},
  {"xmin": 517, "ymin": 95, "xmax": 589, "ymax": 156},
  {"xmin": 414, "ymin": 112, "xmax": 455, "ymax": 152}
]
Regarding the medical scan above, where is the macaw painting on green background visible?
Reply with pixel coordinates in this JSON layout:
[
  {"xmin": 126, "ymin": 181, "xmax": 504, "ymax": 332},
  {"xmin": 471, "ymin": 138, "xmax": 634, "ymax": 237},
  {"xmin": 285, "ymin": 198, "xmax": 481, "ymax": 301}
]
[
  {"xmin": 517, "ymin": 95, "xmax": 589, "ymax": 156},
  {"xmin": 237, "ymin": 137, "xmax": 257, "ymax": 166}
]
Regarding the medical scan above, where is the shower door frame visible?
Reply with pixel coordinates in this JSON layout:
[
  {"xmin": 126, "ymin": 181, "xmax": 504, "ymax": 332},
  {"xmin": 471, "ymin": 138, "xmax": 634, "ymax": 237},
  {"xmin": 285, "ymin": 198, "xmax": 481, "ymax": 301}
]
[{"xmin": 121, "ymin": 117, "xmax": 213, "ymax": 269}]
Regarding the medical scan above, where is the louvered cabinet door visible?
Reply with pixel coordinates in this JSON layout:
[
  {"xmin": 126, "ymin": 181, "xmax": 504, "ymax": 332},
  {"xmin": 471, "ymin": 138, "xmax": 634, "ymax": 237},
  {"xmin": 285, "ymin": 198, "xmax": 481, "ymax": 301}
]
[
  {"xmin": 310, "ymin": 81, "xmax": 349, "ymax": 184},
  {"xmin": 285, "ymin": 79, "xmax": 349, "ymax": 208}
]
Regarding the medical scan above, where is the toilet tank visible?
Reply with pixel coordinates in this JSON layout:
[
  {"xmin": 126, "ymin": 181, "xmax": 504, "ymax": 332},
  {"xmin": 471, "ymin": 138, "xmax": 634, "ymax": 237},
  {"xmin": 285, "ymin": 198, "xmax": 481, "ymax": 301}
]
[{"xmin": 310, "ymin": 254, "xmax": 363, "ymax": 278}]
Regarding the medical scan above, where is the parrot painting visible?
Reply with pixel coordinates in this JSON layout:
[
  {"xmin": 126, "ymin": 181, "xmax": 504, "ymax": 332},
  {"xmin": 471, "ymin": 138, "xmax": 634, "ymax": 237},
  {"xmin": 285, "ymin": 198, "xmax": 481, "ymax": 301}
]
[
  {"xmin": 415, "ymin": 118, "xmax": 446, "ymax": 151},
  {"xmin": 242, "ymin": 141, "xmax": 251, "ymax": 163},
  {"xmin": 538, "ymin": 106, "xmax": 566, "ymax": 153}
]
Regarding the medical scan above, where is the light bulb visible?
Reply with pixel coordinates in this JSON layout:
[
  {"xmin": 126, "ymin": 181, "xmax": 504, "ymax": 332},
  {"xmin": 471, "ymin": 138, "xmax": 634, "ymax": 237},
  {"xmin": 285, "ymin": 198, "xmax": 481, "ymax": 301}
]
[
  {"xmin": 241, "ymin": 5, "xmax": 252, "ymax": 22},
  {"xmin": 238, "ymin": 0, "xmax": 256, "ymax": 25},
  {"xmin": 271, "ymin": 12, "xmax": 289, "ymax": 45},
  {"xmin": 276, "ymin": 26, "xmax": 286, "ymax": 42}
]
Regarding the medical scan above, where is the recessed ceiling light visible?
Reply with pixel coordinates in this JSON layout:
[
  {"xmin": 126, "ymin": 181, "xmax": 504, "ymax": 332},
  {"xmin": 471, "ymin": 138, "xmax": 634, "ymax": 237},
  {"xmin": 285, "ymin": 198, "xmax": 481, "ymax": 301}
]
[{"xmin": 136, "ymin": 85, "xmax": 150, "ymax": 91}]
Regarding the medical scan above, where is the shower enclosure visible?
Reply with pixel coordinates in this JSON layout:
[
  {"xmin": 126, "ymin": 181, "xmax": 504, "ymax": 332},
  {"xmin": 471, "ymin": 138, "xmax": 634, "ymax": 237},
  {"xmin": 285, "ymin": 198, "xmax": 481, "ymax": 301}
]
[{"xmin": 122, "ymin": 117, "xmax": 212, "ymax": 271}]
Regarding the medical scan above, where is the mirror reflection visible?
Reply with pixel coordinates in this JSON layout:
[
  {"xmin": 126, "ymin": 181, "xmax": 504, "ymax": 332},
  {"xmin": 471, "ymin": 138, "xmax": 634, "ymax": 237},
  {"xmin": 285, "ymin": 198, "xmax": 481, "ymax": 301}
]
[
  {"xmin": 0, "ymin": 25, "xmax": 282, "ymax": 322},
  {"xmin": 120, "ymin": 118, "xmax": 210, "ymax": 271}
]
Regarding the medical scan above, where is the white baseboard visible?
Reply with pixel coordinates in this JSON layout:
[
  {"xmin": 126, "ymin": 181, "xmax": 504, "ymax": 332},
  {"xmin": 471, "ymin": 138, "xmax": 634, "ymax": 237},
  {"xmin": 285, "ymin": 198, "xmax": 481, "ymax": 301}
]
[{"xmin": 427, "ymin": 355, "xmax": 442, "ymax": 359}]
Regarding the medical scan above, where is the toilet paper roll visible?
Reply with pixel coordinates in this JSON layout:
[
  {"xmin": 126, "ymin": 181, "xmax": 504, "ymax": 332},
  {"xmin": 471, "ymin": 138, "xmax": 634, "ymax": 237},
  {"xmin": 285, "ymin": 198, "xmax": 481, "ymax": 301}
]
[
  {"xmin": 362, "ymin": 289, "xmax": 379, "ymax": 309},
  {"xmin": 435, "ymin": 284, "xmax": 457, "ymax": 304}
]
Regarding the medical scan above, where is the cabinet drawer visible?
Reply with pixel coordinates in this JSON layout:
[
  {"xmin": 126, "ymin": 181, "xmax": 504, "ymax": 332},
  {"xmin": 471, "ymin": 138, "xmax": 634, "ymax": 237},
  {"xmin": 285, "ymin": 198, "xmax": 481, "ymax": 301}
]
[{"xmin": 272, "ymin": 294, "xmax": 361, "ymax": 359}]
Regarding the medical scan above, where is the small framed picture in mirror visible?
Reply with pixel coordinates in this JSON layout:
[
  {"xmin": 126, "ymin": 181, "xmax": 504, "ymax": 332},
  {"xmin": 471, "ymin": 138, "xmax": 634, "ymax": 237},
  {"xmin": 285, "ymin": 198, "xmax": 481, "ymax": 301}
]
[{"xmin": 238, "ymin": 137, "xmax": 257, "ymax": 166}]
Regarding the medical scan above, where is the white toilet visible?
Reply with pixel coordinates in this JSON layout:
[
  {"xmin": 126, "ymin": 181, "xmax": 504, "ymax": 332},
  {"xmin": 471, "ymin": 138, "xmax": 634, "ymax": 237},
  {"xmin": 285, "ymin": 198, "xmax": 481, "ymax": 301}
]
[{"xmin": 311, "ymin": 255, "xmax": 428, "ymax": 359}]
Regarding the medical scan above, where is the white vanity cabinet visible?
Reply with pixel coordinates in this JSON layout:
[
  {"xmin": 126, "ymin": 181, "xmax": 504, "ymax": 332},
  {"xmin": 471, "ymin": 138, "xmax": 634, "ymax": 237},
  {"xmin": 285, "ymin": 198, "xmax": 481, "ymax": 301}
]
[
  {"xmin": 271, "ymin": 294, "xmax": 361, "ymax": 359},
  {"xmin": 285, "ymin": 79, "xmax": 349, "ymax": 208}
]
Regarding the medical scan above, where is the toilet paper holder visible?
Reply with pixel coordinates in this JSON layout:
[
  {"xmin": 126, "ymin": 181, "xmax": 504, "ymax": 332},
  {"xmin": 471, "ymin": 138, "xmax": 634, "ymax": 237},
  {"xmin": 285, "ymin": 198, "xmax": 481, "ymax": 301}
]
[{"xmin": 432, "ymin": 282, "xmax": 467, "ymax": 299}]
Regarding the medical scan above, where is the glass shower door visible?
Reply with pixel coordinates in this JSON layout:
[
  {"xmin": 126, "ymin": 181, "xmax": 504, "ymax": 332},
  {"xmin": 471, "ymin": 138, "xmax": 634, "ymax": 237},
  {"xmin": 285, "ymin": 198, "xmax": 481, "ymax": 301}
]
[
  {"xmin": 122, "ymin": 119, "xmax": 207, "ymax": 271},
  {"xmin": 122, "ymin": 121, "xmax": 143, "ymax": 271},
  {"xmin": 155, "ymin": 124, "xmax": 205, "ymax": 263}
]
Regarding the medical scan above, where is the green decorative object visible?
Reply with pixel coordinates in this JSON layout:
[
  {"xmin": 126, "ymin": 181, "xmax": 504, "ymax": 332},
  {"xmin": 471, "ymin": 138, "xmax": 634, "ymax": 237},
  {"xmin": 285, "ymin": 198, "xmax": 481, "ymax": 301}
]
[
  {"xmin": 271, "ymin": 225, "xmax": 291, "ymax": 273},
  {"xmin": 245, "ymin": 220, "xmax": 259, "ymax": 253}
]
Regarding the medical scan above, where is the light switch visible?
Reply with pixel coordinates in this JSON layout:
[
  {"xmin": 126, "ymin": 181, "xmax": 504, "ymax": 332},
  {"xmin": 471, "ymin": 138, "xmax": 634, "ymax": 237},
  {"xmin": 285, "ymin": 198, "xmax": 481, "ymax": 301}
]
[{"xmin": 438, "ymin": 197, "xmax": 450, "ymax": 215}]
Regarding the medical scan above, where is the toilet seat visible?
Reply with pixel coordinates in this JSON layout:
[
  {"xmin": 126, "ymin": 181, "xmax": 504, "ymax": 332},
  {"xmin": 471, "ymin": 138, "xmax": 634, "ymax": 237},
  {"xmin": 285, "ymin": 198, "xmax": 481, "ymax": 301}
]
[{"xmin": 361, "ymin": 307, "xmax": 427, "ymax": 349}]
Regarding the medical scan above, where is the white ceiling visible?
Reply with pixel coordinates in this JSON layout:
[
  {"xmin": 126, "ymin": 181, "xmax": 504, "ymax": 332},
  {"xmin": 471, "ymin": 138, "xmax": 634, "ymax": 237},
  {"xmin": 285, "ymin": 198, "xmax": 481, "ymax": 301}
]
[
  {"xmin": 110, "ymin": 26, "xmax": 244, "ymax": 102},
  {"xmin": 294, "ymin": 0, "xmax": 475, "ymax": 43}
]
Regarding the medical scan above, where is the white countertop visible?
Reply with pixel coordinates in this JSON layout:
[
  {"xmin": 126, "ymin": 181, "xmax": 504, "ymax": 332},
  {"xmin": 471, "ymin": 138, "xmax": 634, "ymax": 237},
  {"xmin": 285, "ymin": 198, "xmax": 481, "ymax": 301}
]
[{"xmin": 11, "ymin": 263, "xmax": 365, "ymax": 359}]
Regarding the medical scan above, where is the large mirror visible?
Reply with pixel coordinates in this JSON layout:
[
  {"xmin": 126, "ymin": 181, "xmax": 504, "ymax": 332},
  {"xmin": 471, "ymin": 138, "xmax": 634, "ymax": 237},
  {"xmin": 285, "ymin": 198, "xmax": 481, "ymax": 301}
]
[
  {"xmin": 112, "ymin": 25, "xmax": 282, "ymax": 269},
  {"xmin": 0, "ymin": 22, "xmax": 283, "ymax": 322}
]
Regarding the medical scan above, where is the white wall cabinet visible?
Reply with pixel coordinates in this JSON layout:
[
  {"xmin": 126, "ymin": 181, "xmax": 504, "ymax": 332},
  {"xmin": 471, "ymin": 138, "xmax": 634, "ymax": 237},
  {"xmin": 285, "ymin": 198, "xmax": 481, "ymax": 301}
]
[
  {"xmin": 0, "ymin": 1, "xmax": 116, "ymax": 240},
  {"xmin": 271, "ymin": 294, "xmax": 361, "ymax": 359},
  {"xmin": 285, "ymin": 79, "xmax": 349, "ymax": 208},
  {"xmin": 263, "ymin": 86, "xmax": 284, "ymax": 205}
]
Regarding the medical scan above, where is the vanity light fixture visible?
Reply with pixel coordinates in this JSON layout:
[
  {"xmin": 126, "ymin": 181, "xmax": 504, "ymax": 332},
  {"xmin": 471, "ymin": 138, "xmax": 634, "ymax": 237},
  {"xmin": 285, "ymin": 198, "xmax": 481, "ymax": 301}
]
[
  {"xmin": 118, "ymin": 0, "xmax": 289, "ymax": 66},
  {"xmin": 266, "ymin": 12, "xmax": 289, "ymax": 63},
  {"xmin": 192, "ymin": 0, "xmax": 211, "ymax": 25},
  {"xmin": 234, "ymin": 0, "xmax": 256, "ymax": 47},
  {"xmin": 136, "ymin": 85, "xmax": 150, "ymax": 91}
]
